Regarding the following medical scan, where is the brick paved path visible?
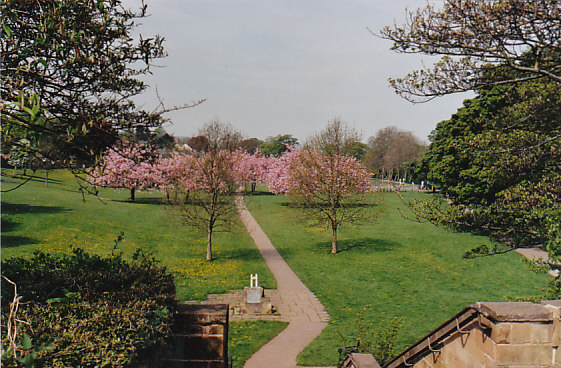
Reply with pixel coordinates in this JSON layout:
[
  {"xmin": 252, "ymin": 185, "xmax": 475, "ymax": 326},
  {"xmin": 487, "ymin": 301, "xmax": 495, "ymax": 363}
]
[{"xmin": 236, "ymin": 195, "xmax": 331, "ymax": 368}]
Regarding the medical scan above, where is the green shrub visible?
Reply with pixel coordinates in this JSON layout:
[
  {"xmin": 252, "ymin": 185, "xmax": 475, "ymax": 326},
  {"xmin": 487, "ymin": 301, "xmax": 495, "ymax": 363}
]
[
  {"xmin": 1, "ymin": 248, "xmax": 176, "ymax": 367},
  {"xmin": 337, "ymin": 306, "xmax": 403, "ymax": 367}
]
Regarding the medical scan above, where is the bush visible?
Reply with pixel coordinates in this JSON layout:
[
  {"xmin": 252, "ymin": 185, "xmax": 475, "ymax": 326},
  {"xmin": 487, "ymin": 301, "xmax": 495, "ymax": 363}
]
[
  {"xmin": 1, "ymin": 248, "xmax": 176, "ymax": 367},
  {"xmin": 339, "ymin": 306, "xmax": 403, "ymax": 367}
]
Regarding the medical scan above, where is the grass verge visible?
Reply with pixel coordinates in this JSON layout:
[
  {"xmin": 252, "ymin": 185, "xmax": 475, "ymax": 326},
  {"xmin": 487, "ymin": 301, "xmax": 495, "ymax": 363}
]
[{"xmin": 229, "ymin": 320, "xmax": 288, "ymax": 368}]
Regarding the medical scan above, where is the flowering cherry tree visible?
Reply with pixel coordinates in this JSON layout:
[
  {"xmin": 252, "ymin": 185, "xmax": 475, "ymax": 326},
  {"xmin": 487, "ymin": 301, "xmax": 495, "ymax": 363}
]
[
  {"xmin": 264, "ymin": 147, "xmax": 298, "ymax": 195},
  {"xmin": 89, "ymin": 142, "xmax": 159, "ymax": 201},
  {"xmin": 232, "ymin": 150, "xmax": 269, "ymax": 192},
  {"xmin": 155, "ymin": 152, "xmax": 195, "ymax": 199},
  {"xmin": 268, "ymin": 148, "xmax": 374, "ymax": 254},
  {"xmin": 162, "ymin": 150, "xmax": 238, "ymax": 261}
]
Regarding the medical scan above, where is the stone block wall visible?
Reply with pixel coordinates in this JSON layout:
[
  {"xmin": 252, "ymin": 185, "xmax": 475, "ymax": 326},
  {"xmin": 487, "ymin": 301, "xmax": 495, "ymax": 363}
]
[
  {"xmin": 385, "ymin": 300, "xmax": 561, "ymax": 368},
  {"xmin": 161, "ymin": 304, "xmax": 231, "ymax": 368}
]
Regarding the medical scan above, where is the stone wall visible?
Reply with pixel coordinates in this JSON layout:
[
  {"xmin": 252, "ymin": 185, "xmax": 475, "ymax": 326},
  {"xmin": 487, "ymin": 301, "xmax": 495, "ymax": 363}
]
[
  {"xmin": 161, "ymin": 304, "xmax": 230, "ymax": 368},
  {"xmin": 385, "ymin": 300, "xmax": 561, "ymax": 368}
]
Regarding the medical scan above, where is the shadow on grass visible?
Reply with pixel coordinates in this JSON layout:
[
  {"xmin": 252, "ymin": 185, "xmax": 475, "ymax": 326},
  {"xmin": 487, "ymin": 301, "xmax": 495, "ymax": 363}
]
[
  {"xmin": 311, "ymin": 237, "xmax": 402, "ymax": 254},
  {"xmin": 243, "ymin": 191, "xmax": 275, "ymax": 197},
  {"xmin": 220, "ymin": 247, "xmax": 268, "ymax": 262},
  {"xmin": 280, "ymin": 202, "xmax": 380, "ymax": 210},
  {"xmin": 112, "ymin": 197, "xmax": 168, "ymax": 205},
  {"xmin": 2, "ymin": 173, "xmax": 62, "ymax": 185},
  {"xmin": 2, "ymin": 202, "xmax": 72, "ymax": 215},
  {"xmin": 1, "ymin": 218, "xmax": 21, "ymax": 232},
  {"xmin": 1, "ymin": 235, "xmax": 38, "ymax": 247}
]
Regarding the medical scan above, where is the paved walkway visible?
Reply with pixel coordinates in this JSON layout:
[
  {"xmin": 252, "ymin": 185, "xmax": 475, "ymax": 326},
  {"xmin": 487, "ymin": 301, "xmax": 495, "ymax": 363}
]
[
  {"xmin": 516, "ymin": 247, "xmax": 559, "ymax": 277},
  {"xmin": 235, "ymin": 195, "xmax": 331, "ymax": 368}
]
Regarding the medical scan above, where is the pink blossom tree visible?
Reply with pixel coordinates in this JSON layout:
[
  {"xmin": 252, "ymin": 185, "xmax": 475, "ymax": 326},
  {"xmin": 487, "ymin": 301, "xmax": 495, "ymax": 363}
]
[
  {"xmin": 163, "ymin": 150, "xmax": 238, "ymax": 261},
  {"xmin": 89, "ymin": 142, "xmax": 160, "ymax": 201},
  {"xmin": 270, "ymin": 148, "xmax": 374, "ymax": 254},
  {"xmin": 155, "ymin": 152, "xmax": 195, "ymax": 199},
  {"xmin": 264, "ymin": 147, "xmax": 298, "ymax": 195},
  {"xmin": 232, "ymin": 150, "xmax": 269, "ymax": 192}
]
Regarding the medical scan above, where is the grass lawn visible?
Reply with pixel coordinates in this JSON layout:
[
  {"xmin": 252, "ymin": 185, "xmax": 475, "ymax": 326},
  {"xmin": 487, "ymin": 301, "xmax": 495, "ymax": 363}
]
[
  {"xmin": 229, "ymin": 321, "xmax": 288, "ymax": 368},
  {"xmin": 244, "ymin": 190, "xmax": 551, "ymax": 366},
  {"xmin": 1, "ymin": 170, "xmax": 280, "ymax": 366}
]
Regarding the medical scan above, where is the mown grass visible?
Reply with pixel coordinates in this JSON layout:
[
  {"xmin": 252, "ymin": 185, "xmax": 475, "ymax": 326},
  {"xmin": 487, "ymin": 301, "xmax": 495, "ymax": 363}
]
[
  {"xmin": 244, "ymin": 190, "xmax": 550, "ymax": 366},
  {"xmin": 229, "ymin": 321, "xmax": 288, "ymax": 368},
  {"xmin": 1, "ymin": 170, "xmax": 276, "ymax": 300},
  {"xmin": 1, "ymin": 170, "xmax": 279, "ymax": 366}
]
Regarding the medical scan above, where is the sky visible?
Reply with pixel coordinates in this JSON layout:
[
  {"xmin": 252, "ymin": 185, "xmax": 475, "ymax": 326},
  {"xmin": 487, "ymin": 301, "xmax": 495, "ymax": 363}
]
[{"xmin": 126, "ymin": 0, "xmax": 472, "ymax": 143}]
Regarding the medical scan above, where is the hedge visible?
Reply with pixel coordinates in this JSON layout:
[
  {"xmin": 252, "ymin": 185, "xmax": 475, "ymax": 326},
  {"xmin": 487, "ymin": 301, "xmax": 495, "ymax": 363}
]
[{"xmin": 1, "ymin": 248, "xmax": 177, "ymax": 367}]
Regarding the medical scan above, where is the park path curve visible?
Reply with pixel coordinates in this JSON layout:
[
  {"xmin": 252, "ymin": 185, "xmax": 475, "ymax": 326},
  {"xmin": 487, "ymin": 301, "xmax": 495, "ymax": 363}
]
[{"xmin": 235, "ymin": 195, "xmax": 331, "ymax": 368}]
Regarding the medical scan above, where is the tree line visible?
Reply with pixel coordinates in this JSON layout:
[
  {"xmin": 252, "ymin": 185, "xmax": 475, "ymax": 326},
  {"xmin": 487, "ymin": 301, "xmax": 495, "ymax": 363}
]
[
  {"xmin": 381, "ymin": 0, "xmax": 560, "ymax": 285},
  {"xmin": 3, "ymin": 0, "xmax": 559, "ymax": 281},
  {"xmin": 89, "ymin": 120, "xmax": 375, "ymax": 259}
]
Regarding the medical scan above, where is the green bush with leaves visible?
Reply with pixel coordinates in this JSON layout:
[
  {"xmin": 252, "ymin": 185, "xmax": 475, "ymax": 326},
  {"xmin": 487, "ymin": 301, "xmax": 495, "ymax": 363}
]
[
  {"xmin": 337, "ymin": 306, "xmax": 403, "ymax": 367},
  {"xmin": 414, "ymin": 74, "xmax": 561, "ymax": 258},
  {"xmin": 1, "ymin": 248, "xmax": 176, "ymax": 367}
]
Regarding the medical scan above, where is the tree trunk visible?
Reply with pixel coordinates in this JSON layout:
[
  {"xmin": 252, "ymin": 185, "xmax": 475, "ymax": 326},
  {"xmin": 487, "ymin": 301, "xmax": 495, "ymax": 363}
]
[
  {"xmin": 130, "ymin": 188, "xmax": 135, "ymax": 201},
  {"xmin": 206, "ymin": 225, "xmax": 213, "ymax": 261},
  {"xmin": 331, "ymin": 226, "xmax": 338, "ymax": 254},
  {"xmin": 251, "ymin": 182, "xmax": 256, "ymax": 193}
]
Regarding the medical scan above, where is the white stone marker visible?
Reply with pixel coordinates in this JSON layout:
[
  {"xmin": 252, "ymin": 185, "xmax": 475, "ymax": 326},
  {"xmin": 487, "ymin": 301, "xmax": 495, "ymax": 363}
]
[
  {"xmin": 247, "ymin": 274, "xmax": 262, "ymax": 304},
  {"xmin": 250, "ymin": 273, "xmax": 258, "ymax": 288}
]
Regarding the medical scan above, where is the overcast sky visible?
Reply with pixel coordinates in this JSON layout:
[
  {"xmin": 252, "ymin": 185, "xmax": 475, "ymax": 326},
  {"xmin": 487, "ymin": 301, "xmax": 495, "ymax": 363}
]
[{"xmin": 126, "ymin": 0, "xmax": 472, "ymax": 143}]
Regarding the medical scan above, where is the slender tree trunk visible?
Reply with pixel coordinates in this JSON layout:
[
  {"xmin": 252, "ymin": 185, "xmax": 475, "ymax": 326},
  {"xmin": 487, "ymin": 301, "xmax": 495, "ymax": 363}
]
[
  {"xmin": 251, "ymin": 182, "xmax": 256, "ymax": 193},
  {"xmin": 130, "ymin": 188, "xmax": 135, "ymax": 201},
  {"xmin": 206, "ymin": 225, "xmax": 213, "ymax": 261},
  {"xmin": 331, "ymin": 225, "xmax": 338, "ymax": 254},
  {"xmin": 13, "ymin": 166, "xmax": 17, "ymax": 176}
]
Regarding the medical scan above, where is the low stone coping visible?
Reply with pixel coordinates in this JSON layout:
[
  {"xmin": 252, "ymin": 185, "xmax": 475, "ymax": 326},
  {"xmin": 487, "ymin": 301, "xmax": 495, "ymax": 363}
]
[
  {"xmin": 473, "ymin": 301, "xmax": 554, "ymax": 322},
  {"xmin": 542, "ymin": 299, "xmax": 561, "ymax": 308},
  {"xmin": 341, "ymin": 353, "xmax": 381, "ymax": 368},
  {"xmin": 385, "ymin": 300, "xmax": 561, "ymax": 368},
  {"xmin": 177, "ymin": 303, "xmax": 230, "ymax": 317}
]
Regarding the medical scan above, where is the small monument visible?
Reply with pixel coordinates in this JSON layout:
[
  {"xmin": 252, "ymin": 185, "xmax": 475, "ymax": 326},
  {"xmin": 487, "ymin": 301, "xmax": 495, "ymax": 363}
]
[
  {"xmin": 242, "ymin": 274, "xmax": 273, "ymax": 314},
  {"xmin": 246, "ymin": 274, "xmax": 263, "ymax": 304}
]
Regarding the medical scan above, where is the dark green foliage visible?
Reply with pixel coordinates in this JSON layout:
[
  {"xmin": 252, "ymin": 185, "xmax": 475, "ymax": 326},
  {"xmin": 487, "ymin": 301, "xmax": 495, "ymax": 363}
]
[
  {"xmin": 1, "ymin": 248, "xmax": 175, "ymax": 306},
  {"xmin": 354, "ymin": 307, "xmax": 403, "ymax": 366},
  {"xmin": 1, "ymin": 248, "xmax": 176, "ymax": 367},
  {"xmin": 343, "ymin": 141, "xmax": 367, "ymax": 160},
  {"xmin": 462, "ymin": 244, "xmax": 511, "ymax": 259},
  {"xmin": 338, "ymin": 306, "xmax": 403, "ymax": 367},
  {"xmin": 259, "ymin": 134, "xmax": 299, "ymax": 157},
  {"xmin": 1, "ymin": 0, "xmax": 168, "ymax": 168},
  {"xmin": 415, "ymin": 76, "xmax": 561, "ymax": 256}
]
